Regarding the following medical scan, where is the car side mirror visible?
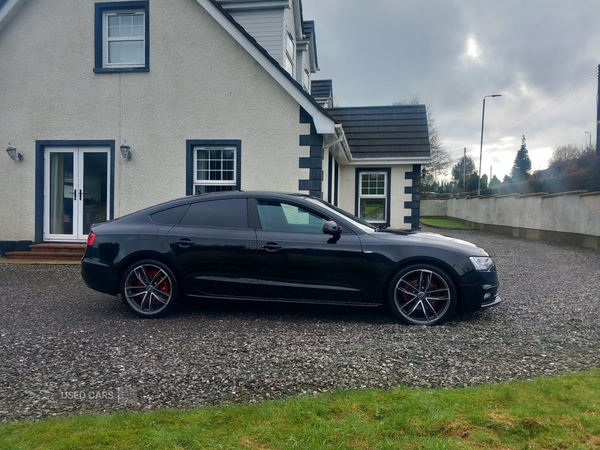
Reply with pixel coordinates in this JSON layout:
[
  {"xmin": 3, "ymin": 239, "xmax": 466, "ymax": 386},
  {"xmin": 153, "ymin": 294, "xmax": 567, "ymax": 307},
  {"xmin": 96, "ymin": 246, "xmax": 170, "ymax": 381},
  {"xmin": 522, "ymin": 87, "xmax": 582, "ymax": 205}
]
[{"xmin": 323, "ymin": 220, "xmax": 342, "ymax": 235}]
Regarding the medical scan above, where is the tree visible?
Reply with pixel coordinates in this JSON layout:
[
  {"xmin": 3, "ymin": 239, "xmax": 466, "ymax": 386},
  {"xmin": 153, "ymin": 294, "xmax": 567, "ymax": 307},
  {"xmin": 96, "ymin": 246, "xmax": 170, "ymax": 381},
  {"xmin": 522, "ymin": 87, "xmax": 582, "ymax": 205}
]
[
  {"xmin": 392, "ymin": 95, "xmax": 453, "ymax": 181},
  {"xmin": 480, "ymin": 174, "xmax": 488, "ymax": 190},
  {"xmin": 510, "ymin": 135, "xmax": 532, "ymax": 182},
  {"xmin": 489, "ymin": 175, "xmax": 501, "ymax": 187},
  {"xmin": 550, "ymin": 144, "xmax": 583, "ymax": 164},
  {"xmin": 467, "ymin": 173, "xmax": 480, "ymax": 191},
  {"xmin": 452, "ymin": 155, "xmax": 476, "ymax": 190}
]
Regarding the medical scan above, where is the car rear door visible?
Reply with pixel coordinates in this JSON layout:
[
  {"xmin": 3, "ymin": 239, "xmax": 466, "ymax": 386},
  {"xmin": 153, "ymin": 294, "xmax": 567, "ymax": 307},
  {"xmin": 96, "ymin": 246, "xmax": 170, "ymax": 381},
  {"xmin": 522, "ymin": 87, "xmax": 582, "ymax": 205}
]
[
  {"xmin": 167, "ymin": 198, "xmax": 257, "ymax": 298},
  {"xmin": 252, "ymin": 198, "xmax": 367, "ymax": 303}
]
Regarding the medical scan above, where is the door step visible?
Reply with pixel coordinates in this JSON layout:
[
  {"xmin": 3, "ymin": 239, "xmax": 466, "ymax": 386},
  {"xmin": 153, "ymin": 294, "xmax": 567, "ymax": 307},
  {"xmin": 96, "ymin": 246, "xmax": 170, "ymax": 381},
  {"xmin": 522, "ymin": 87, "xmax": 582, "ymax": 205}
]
[{"xmin": 5, "ymin": 243, "xmax": 86, "ymax": 262}]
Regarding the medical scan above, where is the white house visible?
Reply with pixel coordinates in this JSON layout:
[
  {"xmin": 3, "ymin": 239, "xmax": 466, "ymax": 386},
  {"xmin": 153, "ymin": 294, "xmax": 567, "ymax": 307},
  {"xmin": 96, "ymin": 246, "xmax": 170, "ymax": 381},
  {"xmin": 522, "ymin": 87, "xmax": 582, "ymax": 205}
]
[{"xmin": 0, "ymin": 0, "xmax": 430, "ymax": 246}]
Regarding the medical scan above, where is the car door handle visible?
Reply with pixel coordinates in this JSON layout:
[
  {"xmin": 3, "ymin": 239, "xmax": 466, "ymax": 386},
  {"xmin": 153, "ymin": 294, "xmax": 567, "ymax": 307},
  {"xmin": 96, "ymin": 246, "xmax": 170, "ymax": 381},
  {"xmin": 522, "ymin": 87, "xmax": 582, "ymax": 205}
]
[
  {"xmin": 176, "ymin": 238, "xmax": 194, "ymax": 248},
  {"xmin": 261, "ymin": 242, "xmax": 282, "ymax": 252}
]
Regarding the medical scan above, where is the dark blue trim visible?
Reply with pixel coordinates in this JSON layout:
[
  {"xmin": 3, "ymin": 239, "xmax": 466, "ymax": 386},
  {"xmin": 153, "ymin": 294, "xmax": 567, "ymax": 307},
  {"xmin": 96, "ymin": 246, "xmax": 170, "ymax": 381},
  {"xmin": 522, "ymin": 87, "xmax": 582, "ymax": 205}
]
[
  {"xmin": 298, "ymin": 107, "xmax": 323, "ymax": 198},
  {"xmin": 327, "ymin": 152, "xmax": 333, "ymax": 203},
  {"xmin": 94, "ymin": 1, "xmax": 150, "ymax": 73},
  {"xmin": 334, "ymin": 161, "xmax": 339, "ymax": 206},
  {"xmin": 186, "ymin": 140, "xmax": 242, "ymax": 196},
  {"xmin": 35, "ymin": 140, "xmax": 116, "ymax": 243},
  {"xmin": 354, "ymin": 167, "xmax": 392, "ymax": 227},
  {"xmin": 404, "ymin": 164, "xmax": 422, "ymax": 230}
]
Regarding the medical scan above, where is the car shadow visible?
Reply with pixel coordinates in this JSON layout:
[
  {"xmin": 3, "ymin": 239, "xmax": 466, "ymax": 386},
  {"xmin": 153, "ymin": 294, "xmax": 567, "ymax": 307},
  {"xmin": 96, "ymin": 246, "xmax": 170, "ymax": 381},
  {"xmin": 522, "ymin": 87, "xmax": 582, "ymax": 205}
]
[{"xmin": 177, "ymin": 297, "xmax": 395, "ymax": 325}]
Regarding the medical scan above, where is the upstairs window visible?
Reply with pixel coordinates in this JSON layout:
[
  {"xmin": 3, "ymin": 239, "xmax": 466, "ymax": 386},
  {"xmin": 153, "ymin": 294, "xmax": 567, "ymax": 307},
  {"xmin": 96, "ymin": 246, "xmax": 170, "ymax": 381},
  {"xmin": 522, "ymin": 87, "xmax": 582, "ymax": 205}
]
[
  {"xmin": 284, "ymin": 31, "xmax": 294, "ymax": 75},
  {"xmin": 302, "ymin": 66, "xmax": 310, "ymax": 92},
  {"xmin": 94, "ymin": 2, "xmax": 149, "ymax": 73}
]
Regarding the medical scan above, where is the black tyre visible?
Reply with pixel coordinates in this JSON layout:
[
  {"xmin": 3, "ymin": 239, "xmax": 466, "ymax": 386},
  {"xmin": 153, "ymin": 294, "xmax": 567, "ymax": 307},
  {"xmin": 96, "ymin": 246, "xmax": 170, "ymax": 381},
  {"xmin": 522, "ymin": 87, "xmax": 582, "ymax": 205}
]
[
  {"xmin": 120, "ymin": 259, "xmax": 178, "ymax": 318},
  {"xmin": 387, "ymin": 264, "xmax": 457, "ymax": 325}
]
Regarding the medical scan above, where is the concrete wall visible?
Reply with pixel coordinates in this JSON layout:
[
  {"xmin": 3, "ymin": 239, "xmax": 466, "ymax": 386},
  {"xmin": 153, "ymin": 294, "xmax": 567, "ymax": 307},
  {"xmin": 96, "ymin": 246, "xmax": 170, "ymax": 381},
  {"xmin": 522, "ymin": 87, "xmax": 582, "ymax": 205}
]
[{"xmin": 421, "ymin": 191, "xmax": 600, "ymax": 249}]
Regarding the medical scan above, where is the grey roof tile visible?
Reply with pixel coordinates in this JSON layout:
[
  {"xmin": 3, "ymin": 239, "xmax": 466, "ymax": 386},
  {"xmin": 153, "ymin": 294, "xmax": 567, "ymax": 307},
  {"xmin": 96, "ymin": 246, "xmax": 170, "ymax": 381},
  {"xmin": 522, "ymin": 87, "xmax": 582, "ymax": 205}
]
[{"xmin": 327, "ymin": 105, "xmax": 431, "ymax": 159}]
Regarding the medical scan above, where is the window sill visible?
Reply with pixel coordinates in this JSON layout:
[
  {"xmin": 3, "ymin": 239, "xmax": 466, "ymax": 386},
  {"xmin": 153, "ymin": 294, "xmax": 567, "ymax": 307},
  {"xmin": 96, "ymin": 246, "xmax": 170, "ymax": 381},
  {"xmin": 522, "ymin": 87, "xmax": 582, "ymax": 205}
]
[{"xmin": 93, "ymin": 67, "xmax": 149, "ymax": 74}]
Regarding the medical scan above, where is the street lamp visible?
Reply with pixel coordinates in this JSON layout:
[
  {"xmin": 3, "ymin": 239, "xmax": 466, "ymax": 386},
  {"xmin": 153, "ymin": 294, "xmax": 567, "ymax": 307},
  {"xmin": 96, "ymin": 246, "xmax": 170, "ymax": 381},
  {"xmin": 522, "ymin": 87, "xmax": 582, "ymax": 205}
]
[
  {"xmin": 477, "ymin": 94, "xmax": 502, "ymax": 196},
  {"xmin": 584, "ymin": 131, "xmax": 592, "ymax": 148}
]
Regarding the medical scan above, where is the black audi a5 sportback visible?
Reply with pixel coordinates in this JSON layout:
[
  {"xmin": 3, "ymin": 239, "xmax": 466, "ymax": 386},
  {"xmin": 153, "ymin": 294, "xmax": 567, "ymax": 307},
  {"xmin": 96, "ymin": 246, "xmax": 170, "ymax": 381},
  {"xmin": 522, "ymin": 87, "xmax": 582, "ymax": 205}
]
[{"xmin": 81, "ymin": 191, "xmax": 501, "ymax": 325}]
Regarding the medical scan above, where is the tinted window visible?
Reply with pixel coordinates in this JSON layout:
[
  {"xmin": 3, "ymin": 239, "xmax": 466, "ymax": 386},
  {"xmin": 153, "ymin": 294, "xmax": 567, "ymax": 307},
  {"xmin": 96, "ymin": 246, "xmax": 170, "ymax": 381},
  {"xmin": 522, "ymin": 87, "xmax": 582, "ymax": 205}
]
[
  {"xmin": 150, "ymin": 205, "xmax": 190, "ymax": 225},
  {"xmin": 257, "ymin": 200, "xmax": 325, "ymax": 233},
  {"xmin": 180, "ymin": 199, "xmax": 248, "ymax": 228}
]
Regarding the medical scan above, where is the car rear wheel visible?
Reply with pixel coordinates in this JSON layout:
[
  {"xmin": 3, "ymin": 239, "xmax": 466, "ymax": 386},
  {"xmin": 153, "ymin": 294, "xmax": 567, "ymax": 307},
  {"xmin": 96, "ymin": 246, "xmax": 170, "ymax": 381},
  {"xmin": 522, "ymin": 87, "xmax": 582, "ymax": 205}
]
[
  {"xmin": 388, "ymin": 264, "xmax": 457, "ymax": 326},
  {"xmin": 121, "ymin": 260, "xmax": 178, "ymax": 318}
]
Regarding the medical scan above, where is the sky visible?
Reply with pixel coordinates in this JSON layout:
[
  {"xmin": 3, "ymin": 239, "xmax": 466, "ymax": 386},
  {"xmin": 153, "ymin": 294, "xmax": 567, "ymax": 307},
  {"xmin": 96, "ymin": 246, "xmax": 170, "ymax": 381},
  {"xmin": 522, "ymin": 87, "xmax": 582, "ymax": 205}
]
[{"xmin": 301, "ymin": 0, "xmax": 600, "ymax": 181}]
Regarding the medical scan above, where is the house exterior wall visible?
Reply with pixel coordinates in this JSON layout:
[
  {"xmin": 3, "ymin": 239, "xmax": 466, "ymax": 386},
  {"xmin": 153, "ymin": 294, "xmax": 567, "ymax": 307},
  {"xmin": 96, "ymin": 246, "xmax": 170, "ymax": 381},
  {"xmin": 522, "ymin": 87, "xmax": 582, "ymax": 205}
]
[
  {"xmin": 227, "ymin": 8, "xmax": 284, "ymax": 66},
  {"xmin": 0, "ymin": 0, "xmax": 312, "ymax": 241},
  {"xmin": 337, "ymin": 164, "xmax": 414, "ymax": 229}
]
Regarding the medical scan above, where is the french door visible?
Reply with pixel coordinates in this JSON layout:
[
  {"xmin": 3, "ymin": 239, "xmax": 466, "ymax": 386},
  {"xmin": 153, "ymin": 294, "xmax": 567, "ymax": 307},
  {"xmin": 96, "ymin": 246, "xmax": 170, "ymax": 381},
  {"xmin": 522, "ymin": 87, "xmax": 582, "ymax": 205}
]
[{"xmin": 44, "ymin": 147, "xmax": 110, "ymax": 241}]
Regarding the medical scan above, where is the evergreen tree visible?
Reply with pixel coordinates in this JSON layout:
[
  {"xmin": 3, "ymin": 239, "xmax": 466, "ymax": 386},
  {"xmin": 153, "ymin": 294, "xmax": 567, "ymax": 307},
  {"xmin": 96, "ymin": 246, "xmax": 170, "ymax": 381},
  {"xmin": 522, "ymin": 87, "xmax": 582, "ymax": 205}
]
[
  {"xmin": 452, "ymin": 155, "xmax": 476, "ymax": 190},
  {"xmin": 489, "ymin": 175, "xmax": 501, "ymax": 187},
  {"xmin": 480, "ymin": 174, "xmax": 488, "ymax": 190},
  {"xmin": 510, "ymin": 135, "xmax": 532, "ymax": 182}
]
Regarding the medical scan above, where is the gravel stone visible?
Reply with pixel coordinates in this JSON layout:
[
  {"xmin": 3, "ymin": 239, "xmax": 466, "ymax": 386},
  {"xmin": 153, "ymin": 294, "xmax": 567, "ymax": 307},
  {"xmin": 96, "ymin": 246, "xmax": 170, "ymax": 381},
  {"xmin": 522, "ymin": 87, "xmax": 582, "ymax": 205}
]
[{"xmin": 1, "ymin": 227, "xmax": 599, "ymax": 422}]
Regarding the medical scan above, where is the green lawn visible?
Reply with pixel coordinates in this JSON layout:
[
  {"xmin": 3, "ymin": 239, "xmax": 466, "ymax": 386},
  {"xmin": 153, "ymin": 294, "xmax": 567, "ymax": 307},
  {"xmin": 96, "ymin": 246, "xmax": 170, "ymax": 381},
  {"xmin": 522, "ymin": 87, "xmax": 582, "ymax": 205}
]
[
  {"xmin": 1, "ymin": 370, "xmax": 599, "ymax": 449},
  {"xmin": 420, "ymin": 217, "xmax": 475, "ymax": 229}
]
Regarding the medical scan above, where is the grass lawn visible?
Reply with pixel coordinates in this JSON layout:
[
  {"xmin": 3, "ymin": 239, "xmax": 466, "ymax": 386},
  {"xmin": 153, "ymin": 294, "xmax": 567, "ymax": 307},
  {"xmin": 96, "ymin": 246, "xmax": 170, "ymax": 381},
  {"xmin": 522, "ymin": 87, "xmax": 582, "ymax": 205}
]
[
  {"xmin": 1, "ymin": 370, "xmax": 599, "ymax": 449},
  {"xmin": 420, "ymin": 217, "xmax": 475, "ymax": 229}
]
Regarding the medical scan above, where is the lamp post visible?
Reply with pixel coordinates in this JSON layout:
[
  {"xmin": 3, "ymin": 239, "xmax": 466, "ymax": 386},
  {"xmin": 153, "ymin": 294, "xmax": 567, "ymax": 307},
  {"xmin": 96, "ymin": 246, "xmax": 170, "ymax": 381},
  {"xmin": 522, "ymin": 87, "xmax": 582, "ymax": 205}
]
[
  {"xmin": 478, "ymin": 94, "xmax": 502, "ymax": 196},
  {"xmin": 584, "ymin": 131, "xmax": 592, "ymax": 148}
]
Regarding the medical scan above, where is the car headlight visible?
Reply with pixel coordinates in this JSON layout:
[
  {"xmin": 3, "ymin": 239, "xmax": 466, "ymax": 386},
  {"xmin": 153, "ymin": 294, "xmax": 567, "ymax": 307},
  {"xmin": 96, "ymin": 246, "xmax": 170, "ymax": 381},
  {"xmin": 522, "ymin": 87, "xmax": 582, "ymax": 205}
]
[{"xmin": 469, "ymin": 256, "xmax": 494, "ymax": 271}]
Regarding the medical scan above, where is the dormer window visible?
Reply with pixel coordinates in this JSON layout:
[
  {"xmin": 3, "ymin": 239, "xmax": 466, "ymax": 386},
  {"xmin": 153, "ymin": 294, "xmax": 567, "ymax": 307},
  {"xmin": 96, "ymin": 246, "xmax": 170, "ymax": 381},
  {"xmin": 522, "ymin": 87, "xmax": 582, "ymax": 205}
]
[
  {"xmin": 302, "ymin": 66, "xmax": 310, "ymax": 92},
  {"xmin": 284, "ymin": 31, "xmax": 294, "ymax": 75}
]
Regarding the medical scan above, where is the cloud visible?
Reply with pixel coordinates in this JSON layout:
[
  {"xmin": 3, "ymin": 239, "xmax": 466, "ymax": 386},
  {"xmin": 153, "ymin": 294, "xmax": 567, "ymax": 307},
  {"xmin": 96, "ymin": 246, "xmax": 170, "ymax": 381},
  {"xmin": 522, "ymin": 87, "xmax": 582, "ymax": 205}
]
[{"xmin": 301, "ymin": 0, "xmax": 600, "ymax": 178}]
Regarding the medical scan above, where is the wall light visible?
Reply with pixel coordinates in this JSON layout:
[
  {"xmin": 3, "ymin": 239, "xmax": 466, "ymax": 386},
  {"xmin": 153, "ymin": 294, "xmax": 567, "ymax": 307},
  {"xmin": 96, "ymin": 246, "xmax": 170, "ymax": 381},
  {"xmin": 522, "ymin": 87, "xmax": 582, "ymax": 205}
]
[
  {"xmin": 120, "ymin": 142, "xmax": 132, "ymax": 161},
  {"xmin": 6, "ymin": 144, "xmax": 23, "ymax": 162}
]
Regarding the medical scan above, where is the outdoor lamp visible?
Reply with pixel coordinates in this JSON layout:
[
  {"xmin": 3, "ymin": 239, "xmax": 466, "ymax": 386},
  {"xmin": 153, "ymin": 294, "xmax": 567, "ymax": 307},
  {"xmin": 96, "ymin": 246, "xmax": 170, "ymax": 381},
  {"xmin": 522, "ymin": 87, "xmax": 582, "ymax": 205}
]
[
  {"xmin": 6, "ymin": 144, "xmax": 23, "ymax": 162},
  {"xmin": 120, "ymin": 142, "xmax": 132, "ymax": 161}
]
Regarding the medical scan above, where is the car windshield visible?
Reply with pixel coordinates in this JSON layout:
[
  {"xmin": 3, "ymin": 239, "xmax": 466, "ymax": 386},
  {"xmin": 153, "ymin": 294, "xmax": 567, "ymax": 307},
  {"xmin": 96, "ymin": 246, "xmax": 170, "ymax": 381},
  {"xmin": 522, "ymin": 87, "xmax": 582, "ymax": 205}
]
[{"xmin": 305, "ymin": 198, "xmax": 377, "ymax": 233}]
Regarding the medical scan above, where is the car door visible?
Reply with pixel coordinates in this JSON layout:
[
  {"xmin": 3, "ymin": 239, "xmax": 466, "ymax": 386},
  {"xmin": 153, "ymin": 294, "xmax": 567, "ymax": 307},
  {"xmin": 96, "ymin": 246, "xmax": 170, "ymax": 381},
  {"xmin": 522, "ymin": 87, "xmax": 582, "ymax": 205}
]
[
  {"xmin": 253, "ymin": 198, "xmax": 366, "ymax": 303},
  {"xmin": 167, "ymin": 198, "xmax": 258, "ymax": 298}
]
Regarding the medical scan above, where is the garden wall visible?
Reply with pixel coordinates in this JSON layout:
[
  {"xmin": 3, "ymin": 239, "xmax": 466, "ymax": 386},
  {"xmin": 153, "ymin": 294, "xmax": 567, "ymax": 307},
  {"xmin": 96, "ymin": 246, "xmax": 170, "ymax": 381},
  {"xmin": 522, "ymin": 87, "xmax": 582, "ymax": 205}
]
[{"xmin": 421, "ymin": 191, "xmax": 600, "ymax": 249}]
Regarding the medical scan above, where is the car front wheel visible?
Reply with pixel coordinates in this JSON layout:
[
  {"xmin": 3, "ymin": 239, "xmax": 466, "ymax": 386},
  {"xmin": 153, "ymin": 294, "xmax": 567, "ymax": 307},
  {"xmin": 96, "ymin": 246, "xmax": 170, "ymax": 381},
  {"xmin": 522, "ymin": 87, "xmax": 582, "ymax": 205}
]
[
  {"xmin": 121, "ymin": 260, "xmax": 178, "ymax": 318},
  {"xmin": 388, "ymin": 264, "xmax": 457, "ymax": 325}
]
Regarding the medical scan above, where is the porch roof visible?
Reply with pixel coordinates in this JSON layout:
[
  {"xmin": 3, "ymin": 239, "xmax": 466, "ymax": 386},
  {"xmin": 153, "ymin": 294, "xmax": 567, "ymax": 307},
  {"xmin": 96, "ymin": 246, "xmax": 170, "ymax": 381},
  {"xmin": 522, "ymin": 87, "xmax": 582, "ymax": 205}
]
[{"xmin": 327, "ymin": 105, "xmax": 431, "ymax": 159}]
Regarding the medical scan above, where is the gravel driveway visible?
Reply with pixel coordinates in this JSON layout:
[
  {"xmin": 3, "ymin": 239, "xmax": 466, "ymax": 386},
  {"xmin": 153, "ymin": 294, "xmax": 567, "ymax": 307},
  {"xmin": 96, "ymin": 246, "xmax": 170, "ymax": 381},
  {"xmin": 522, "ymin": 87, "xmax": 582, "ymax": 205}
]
[{"xmin": 1, "ymin": 227, "xmax": 599, "ymax": 422}]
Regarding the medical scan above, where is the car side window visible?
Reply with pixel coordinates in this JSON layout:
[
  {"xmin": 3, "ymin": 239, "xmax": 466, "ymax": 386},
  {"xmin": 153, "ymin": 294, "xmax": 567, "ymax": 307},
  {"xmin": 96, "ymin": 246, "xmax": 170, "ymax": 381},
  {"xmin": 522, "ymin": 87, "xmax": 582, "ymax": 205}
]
[
  {"xmin": 150, "ymin": 205, "xmax": 190, "ymax": 225},
  {"xmin": 179, "ymin": 199, "xmax": 248, "ymax": 228},
  {"xmin": 257, "ymin": 200, "xmax": 325, "ymax": 233}
]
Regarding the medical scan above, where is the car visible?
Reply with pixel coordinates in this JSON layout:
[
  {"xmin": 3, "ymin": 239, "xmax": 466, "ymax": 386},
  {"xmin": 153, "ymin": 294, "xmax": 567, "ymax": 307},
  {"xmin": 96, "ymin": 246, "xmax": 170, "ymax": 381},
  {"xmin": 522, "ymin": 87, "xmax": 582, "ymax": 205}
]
[{"xmin": 81, "ymin": 191, "xmax": 501, "ymax": 325}]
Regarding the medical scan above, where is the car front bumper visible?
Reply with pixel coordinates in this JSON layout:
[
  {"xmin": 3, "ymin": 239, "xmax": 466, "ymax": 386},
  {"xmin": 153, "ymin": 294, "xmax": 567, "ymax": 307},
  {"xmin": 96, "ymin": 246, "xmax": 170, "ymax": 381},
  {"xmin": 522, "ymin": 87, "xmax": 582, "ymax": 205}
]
[{"xmin": 459, "ymin": 271, "xmax": 502, "ymax": 313}]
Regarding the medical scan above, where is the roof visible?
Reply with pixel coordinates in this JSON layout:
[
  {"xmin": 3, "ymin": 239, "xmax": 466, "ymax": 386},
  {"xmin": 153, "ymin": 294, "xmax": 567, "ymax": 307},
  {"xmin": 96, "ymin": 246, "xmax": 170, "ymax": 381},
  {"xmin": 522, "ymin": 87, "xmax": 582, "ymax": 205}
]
[
  {"xmin": 327, "ymin": 105, "xmax": 431, "ymax": 159},
  {"xmin": 302, "ymin": 20, "xmax": 318, "ymax": 68},
  {"xmin": 311, "ymin": 79, "xmax": 332, "ymax": 101}
]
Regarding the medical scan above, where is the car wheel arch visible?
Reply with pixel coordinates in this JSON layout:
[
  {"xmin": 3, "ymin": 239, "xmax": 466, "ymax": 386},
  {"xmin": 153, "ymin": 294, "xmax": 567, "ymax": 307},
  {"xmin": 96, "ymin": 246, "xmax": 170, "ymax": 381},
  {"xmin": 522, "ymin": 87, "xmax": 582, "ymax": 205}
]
[
  {"xmin": 117, "ymin": 251, "xmax": 183, "ymax": 293},
  {"xmin": 383, "ymin": 257, "xmax": 463, "ymax": 307}
]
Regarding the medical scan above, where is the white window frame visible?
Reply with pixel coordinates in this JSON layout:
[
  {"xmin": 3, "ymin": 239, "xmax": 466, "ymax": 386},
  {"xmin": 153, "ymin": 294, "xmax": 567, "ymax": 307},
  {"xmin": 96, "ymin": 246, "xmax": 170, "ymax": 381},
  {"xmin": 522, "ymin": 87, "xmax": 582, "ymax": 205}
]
[
  {"xmin": 102, "ymin": 10, "xmax": 146, "ymax": 68},
  {"xmin": 193, "ymin": 146, "xmax": 237, "ymax": 195},
  {"xmin": 302, "ymin": 65, "xmax": 310, "ymax": 92},
  {"xmin": 284, "ymin": 31, "xmax": 295, "ymax": 75},
  {"xmin": 358, "ymin": 171, "xmax": 388, "ymax": 224}
]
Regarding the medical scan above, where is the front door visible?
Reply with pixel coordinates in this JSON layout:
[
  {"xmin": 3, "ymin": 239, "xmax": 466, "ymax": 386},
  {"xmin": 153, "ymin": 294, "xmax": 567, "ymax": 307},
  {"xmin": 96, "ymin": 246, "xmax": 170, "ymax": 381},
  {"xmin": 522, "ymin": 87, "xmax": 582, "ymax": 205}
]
[{"xmin": 44, "ymin": 147, "xmax": 110, "ymax": 242}]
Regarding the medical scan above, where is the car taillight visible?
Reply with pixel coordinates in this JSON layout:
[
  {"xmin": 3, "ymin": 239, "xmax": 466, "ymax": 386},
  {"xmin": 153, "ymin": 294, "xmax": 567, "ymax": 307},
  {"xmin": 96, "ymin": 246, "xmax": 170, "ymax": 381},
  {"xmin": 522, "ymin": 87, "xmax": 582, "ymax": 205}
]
[{"xmin": 86, "ymin": 232, "xmax": 97, "ymax": 247}]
